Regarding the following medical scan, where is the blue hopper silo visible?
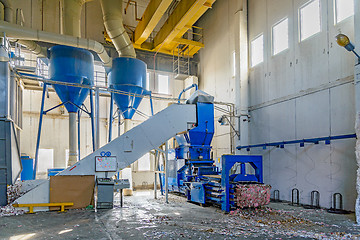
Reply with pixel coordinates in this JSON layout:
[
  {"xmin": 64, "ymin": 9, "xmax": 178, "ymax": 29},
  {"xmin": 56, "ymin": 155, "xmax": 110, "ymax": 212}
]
[
  {"xmin": 34, "ymin": 45, "xmax": 95, "ymax": 178},
  {"xmin": 108, "ymin": 57, "xmax": 147, "ymax": 132}
]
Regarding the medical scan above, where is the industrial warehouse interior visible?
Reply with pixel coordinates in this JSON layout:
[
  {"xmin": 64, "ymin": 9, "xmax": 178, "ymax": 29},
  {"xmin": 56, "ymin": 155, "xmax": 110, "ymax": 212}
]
[{"xmin": 1, "ymin": 0, "xmax": 360, "ymax": 239}]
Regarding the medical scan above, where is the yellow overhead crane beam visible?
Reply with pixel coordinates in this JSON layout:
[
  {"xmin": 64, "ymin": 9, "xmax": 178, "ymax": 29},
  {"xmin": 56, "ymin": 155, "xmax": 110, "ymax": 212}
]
[
  {"xmin": 153, "ymin": 0, "xmax": 215, "ymax": 51},
  {"xmin": 134, "ymin": 0, "xmax": 173, "ymax": 46},
  {"xmin": 133, "ymin": 37, "xmax": 203, "ymax": 57},
  {"xmin": 105, "ymin": 0, "xmax": 216, "ymax": 57},
  {"xmin": 165, "ymin": 0, "xmax": 215, "ymax": 51}
]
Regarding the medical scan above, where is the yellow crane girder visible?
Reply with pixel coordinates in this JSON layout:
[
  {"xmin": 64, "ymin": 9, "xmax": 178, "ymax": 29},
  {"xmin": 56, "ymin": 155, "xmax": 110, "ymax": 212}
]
[{"xmin": 134, "ymin": 0, "xmax": 173, "ymax": 45}]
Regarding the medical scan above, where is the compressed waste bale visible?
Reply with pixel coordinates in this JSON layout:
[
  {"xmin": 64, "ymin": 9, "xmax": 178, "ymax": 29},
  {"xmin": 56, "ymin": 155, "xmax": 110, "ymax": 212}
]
[
  {"xmin": 235, "ymin": 184, "xmax": 271, "ymax": 208},
  {"xmin": 0, "ymin": 183, "xmax": 25, "ymax": 217}
]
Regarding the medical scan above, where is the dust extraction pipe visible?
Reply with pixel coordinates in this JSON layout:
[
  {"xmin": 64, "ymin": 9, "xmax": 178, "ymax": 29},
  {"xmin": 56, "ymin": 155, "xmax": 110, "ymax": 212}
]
[
  {"xmin": 100, "ymin": 0, "xmax": 136, "ymax": 58},
  {"xmin": 0, "ymin": 0, "xmax": 13, "ymax": 23},
  {"xmin": 0, "ymin": 0, "xmax": 48, "ymax": 58},
  {"xmin": 0, "ymin": 20, "xmax": 112, "ymax": 66},
  {"xmin": 14, "ymin": 40, "xmax": 48, "ymax": 58},
  {"xmin": 60, "ymin": 0, "xmax": 92, "ymax": 37}
]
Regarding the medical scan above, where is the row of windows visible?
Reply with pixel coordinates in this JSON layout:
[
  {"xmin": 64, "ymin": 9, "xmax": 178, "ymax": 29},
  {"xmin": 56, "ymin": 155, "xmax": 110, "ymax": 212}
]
[
  {"xmin": 36, "ymin": 148, "xmax": 151, "ymax": 172},
  {"xmin": 251, "ymin": 0, "xmax": 354, "ymax": 67},
  {"xmin": 146, "ymin": 72, "xmax": 170, "ymax": 95},
  {"xmin": 18, "ymin": 50, "xmax": 171, "ymax": 95}
]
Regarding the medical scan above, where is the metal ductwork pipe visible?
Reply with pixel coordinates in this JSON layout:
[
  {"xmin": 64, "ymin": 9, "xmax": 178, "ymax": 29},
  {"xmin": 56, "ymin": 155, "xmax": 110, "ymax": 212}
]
[
  {"xmin": 14, "ymin": 40, "xmax": 48, "ymax": 58},
  {"xmin": 100, "ymin": 0, "xmax": 136, "ymax": 58},
  {"xmin": 68, "ymin": 112, "xmax": 78, "ymax": 166},
  {"xmin": 60, "ymin": 0, "xmax": 92, "ymax": 37},
  {"xmin": 0, "ymin": 20, "xmax": 112, "ymax": 66},
  {"xmin": 0, "ymin": 0, "xmax": 13, "ymax": 23},
  {"xmin": 0, "ymin": 0, "xmax": 48, "ymax": 58}
]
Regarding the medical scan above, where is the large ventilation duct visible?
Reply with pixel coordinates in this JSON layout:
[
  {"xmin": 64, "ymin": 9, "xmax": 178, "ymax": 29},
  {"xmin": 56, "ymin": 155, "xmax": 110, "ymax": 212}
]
[
  {"xmin": 14, "ymin": 40, "xmax": 48, "ymax": 58},
  {"xmin": 0, "ymin": 0, "xmax": 47, "ymax": 58},
  {"xmin": 0, "ymin": 20, "xmax": 111, "ymax": 66},
  {"xmin": 100, "ymin": 0, "xmax": 136, "ymax": 58},
  {"xmin": 0, "ymin": 0, "xmax": 13, "ymax": 23},
  {"xmin": 60, "ymin": 0, "xmax": 92, "ymax": 37}
]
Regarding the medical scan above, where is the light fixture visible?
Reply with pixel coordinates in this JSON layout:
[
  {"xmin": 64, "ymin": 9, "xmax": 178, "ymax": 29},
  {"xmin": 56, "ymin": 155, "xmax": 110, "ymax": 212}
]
[
  {"xmin": 218, "ymin": 115, "xmax": 229, "ymax": 126},
  {"xmin": 335, "ymin": 33, "xmax": 360, "ymax": 62}
]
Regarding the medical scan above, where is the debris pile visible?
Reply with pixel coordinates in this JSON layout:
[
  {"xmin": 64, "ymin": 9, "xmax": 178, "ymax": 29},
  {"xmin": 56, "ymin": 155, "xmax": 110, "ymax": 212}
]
[
  {"xmin": 227, "ymin": 207, "xmax": 358, "ymax": 239},
  {"xmin": 0, "ymin": 182, "xmax": 25, "ymax": 217},
  {"xmin": 7, "ymin": 182, "xmax": 23, "ymax": 203},
  {"xmin": 0, "ymin": 204, "xmax": 24, "ymax": 217},
  {"xmin": 235, "ymin": 184, "xmax": 271, "ymax": 208}
]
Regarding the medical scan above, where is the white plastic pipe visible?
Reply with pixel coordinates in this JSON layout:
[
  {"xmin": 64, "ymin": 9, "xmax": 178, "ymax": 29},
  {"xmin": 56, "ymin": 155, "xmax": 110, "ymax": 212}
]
[
  {"xmin": 100, "ymin": 0, "xmax": 136, "ymax": 58},
  {"xmin": 68, "ymin": 112, "xmax": 78, "ymax": 166},
  {"xmin": 0, "ymin": 20, "xmax": 112, "ymax": 66},
  {"xmin": 124, "ymin": 119, "xmax": 131, "ymax": 133}
]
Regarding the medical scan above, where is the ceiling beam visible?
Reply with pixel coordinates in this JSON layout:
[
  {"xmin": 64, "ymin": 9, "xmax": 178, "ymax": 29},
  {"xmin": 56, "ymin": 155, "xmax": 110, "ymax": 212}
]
[
  {"xmin": 153, "ymin": 0, "xmax": 208, "ymax": 50},
  {"xmin": 173, "ymin": 38, "xmax": 204, "ymax": 48},
  {"xmin": 164, "ymin": 0, "xmax": 215, "ymax": 51},
  {"xmin": 134, "ymin": 0, "xmax": 173, "ymax": 45}
]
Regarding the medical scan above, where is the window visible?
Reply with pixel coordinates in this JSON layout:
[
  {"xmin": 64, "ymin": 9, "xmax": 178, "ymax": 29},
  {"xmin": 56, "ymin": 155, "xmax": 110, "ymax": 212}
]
[
  {"xmin": 37, "ymin": 149, "xmax": 54, "ymax": 173},
  {"xmin": 300, "ymin": 0, "xmax": 321, "ymax": 41},
  {"xmin": 335, "ymin": 0, "xmax": 354, "ymax": 24},
  {"xmin": 94, "ymin": 64, "xmax": 106, "ymax": 87},
  {"xmin": 251, "ymin": 35, "xmax": 264, "ymax": 67},
  {"xmin": 272, "ymin": 18, "xmax": 289, "ymax": 55},
  {"xmin": 137, "ymin": 153, "xmax": 150, "ymax": 171},
  {"xmin": 157, "ymin": 74, "xmax": 169, "ymax": 94},
  {"xmin": 146, "ymin": 72, "xmax": 150, "ymax": 90},
  {"xmin": 232, "ymin": 51, "xmax": 236, "ymax": 77}
]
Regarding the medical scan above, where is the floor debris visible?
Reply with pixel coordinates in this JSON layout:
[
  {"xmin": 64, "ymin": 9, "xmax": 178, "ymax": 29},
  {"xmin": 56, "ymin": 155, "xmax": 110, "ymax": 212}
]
[{"xmin": 0, "ymin": 191, "xmax": 359, "ymax": 239}]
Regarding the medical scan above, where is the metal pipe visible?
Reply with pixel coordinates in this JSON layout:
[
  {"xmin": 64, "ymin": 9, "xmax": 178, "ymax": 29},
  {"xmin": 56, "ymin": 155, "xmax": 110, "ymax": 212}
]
[
  {"xmin": 108, "ymin": 93, "xmax": 113, "ymax": 142},
  {"xmin": 0, "ymin": 20, "xmax": 112, "ymax": 66},
  {"xmin": 149, "ymin": 92, "xmax": 154, "ymax": 116},
  {"xmin": 89, "ymin": 89, "xmax": 95, "ymax": 151},
  {"xmin": 99, "ymin": 0, "xmax": 136, "ymax": 58},
  {"xmin": 117, "ymin": 108, "xmax": 121, "ymax": 137},
  {"xmin": 0, "ymin": 0, "xmax": 47, "ymax": 61},
  {"xmin": 165, "ymin": 140, "xmax": 168, "ymax": 204},
  {"xmin": 178, "ymin": 83, "xmax": 198, "ymax": 103},
  {"xmin": 33, "ymin": 83, "xmax": 47, "ymax": 179},
  {"xmin": 60, "ymin": 0, "xmax": 90, "ymax": 37},
  {"xmin": 95, "ymin": 87, "xmax": 100, "ymax": 149},
  {"xmin": 0, "ymin": 0, "xmax": 13, "ymax": 23},
  {"xmin": 77, "ymin": 110, "xmax": 81, "ymax": 161},
  {"xmin": 154, "ymin": 150, "xmax": 158, "ymax": 199},
  {"xmin": 13, "ymin": 40, "xmax": 48, "ymax": 58},
  {"xmin": 237, "ymin": 134, "xmax": 357, "ymax": 151},
  {"xmin": 124, "ymin": 118, "xmax": 131, "ymax": 132},
  {"xmin": 68, "ymin": 112, "xmax": 78, "ymax": 166}
]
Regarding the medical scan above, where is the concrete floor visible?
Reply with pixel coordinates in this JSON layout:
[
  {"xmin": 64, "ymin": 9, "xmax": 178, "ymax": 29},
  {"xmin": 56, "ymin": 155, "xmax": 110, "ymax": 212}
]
[{"xmin": 0, "ymin": 191, "xmax": 359, "ymax": 240}]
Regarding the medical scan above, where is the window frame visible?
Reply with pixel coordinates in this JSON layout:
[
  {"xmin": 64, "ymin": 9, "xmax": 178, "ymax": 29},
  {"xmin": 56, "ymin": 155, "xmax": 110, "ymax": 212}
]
[
  {"xmin": 272, "ymin": 17, "xmax": 289, "ymax": 56},
  {"xmin": 250, "ymin": 34, "xmax": 264, "ymax": 67},
  {"xmin": 157, "ymin": 74, "xmax": 170, "ymax": 95},
  {"xmin": 299, "ymin": 0, "xmax": 322, "ymax": 42},
  {"xmin": 334, "ymin": 0, "xmax": 354, "ymax": 24}
]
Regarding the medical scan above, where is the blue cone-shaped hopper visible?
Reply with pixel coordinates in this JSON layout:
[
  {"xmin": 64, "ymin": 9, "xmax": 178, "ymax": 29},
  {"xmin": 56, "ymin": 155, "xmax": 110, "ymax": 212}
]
[
  {"xmin": 49, "ymin": 45, "xmax": 94, "ymax": 113},
  {"xmin": 109, "ymin": 57, "xmax": 147, "ymax": 119}
]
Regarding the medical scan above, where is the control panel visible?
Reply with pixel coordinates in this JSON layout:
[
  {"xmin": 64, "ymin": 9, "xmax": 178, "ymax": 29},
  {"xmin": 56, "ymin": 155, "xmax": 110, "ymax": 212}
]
[
  {"xmin": 95, "ymin": 156, "xmax": 117, "ymax": 172},
  {"xmin": 114, "ymin": 179, "xmax": 130, "ymax": 190}
]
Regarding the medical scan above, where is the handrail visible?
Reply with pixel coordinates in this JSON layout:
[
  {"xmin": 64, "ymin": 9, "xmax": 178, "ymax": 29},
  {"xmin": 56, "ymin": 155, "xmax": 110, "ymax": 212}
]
[
  {"xmin": 237, "ymin": 134, "xmax": 357, "ymax": 151},
  {"xmin": 178, "ymin": 84, "xmax": 198, "ymax": 103}
]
